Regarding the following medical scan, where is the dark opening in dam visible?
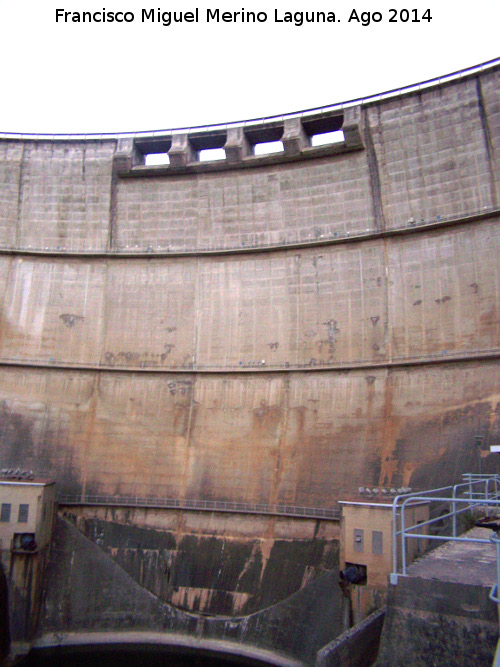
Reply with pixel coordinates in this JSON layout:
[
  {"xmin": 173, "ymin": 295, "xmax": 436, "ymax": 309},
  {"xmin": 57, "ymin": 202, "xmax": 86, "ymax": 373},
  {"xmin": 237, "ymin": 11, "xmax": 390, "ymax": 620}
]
[{"xmin": 18, "ymin": 642, "xmax": 298, "ymax": 667}]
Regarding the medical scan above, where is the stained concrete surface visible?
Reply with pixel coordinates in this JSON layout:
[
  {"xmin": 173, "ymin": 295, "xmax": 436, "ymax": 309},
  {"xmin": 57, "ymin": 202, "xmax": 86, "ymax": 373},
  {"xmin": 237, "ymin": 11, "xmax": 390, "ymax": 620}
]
[
  {"xmin": 407, "ymin": 526, "xmax": 497, "ymax": 586},
  {"xmin": 0, "ymin": 61, "xmax": 499, "ymax": 654},
  {"xmin": 375, "ymin": 527, "xmax": 499, "ymax": 667},
  {"xmin": 38, "ymin": 517, "xmax": 342, "ymax": 665}
]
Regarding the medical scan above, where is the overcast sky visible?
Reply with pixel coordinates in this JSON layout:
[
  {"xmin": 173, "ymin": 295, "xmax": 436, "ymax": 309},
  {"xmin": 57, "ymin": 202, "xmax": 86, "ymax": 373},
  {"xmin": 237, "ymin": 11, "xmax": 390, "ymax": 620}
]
[{"xmin": 0, "ymin": 0, "xmax": 498, "ymax": 134}]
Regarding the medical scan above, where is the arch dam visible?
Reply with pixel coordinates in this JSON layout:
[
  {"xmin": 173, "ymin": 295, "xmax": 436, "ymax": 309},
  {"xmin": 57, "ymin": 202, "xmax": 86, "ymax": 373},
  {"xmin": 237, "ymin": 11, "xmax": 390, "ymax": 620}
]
[{"xmin": 0, "ymin": 59, "xmax": 499, "ymax": 665}]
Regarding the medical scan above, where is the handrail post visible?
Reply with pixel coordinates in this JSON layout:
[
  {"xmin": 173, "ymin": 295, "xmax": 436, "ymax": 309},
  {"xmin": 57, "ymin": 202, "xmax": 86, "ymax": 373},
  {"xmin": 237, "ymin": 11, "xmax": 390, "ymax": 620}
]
[
  {"xmin": 497, "ymin": 535, "xmax": 500, "ymax": 601},
  {"xmin": 392, "ymin": 497, "xmax": 399, "ymax": 575},
  {"xmin": 401, "ymin": 500, "xmax": 407, "ymax": 576},
  {"xmin": 452, "ymin": 484, "xmax": 458, "ymax": 537}
]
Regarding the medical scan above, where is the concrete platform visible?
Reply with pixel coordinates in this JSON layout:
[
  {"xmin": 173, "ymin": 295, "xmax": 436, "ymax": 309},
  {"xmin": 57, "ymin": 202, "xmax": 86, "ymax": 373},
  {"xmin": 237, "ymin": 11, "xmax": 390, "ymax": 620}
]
[
  {"xmin": 407, "ymin": 527, "xmax": 497, "ymax": 587},
  {"xmin": 375, "ymin": 528, "xmax": 499, "ymax": 667}
]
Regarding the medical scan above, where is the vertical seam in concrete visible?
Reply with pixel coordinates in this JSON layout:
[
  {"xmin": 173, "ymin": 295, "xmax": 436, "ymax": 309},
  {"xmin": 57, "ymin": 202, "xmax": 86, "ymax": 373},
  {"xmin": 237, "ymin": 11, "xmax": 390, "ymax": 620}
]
[
  {"xmin": 379, "ymin": 235, "xmax": 396, "ymax": 486},
  {"xmin": 0, "ymin": 257, "xmax": 13, "ymax": 352},
  {"xmin": 363, "ymin": 109, "xmax": 386, "ymax": 232},
  {"xmin": 293, "ymin": 253, "xmax": 301, "ymax": 362},
  {"xmin": 108, "ymin": 146, "xmax": 119, "ymax": 252},
  {"xmin": 192, "ymin": 256, "xmax": 201, "ymax": 372},
  {"xmin": 81, "ymin": 145, "xmax": 86, "ymax": 183},
  {"xmin": 185, "ymin": 374, "xmax": 196, "ymax": 451},
  {"xmin": 98, "ymin": 259, "xmax": 110, "ymax": 368},
  {"xmin": 476, "ymin": 77, "xmax": 498, "ymax": 209},
  {"xmin": 180, "ymin": 257, "xmax": 201, "ymax": 499},
  {"xmin": 383, "ymin": 238, "xmax": 393, "ymax": 364},
  {"xmin": 269, "ymin": 373, "xmax": 288, "ymax": 506},
  {"xmin": 81, "ymin": 372, "xmax": 100, "ymax": 500},
  {"xmin": 379, "ymin": 367, "xmax": 397, "ymax": 488},
  {"xmin": 16, "ymin": 143, "xmax": 26, "ymax": 249},
  {"xmin": 358, "ymin": 247, "xmax": 365, "ymax": 359}
]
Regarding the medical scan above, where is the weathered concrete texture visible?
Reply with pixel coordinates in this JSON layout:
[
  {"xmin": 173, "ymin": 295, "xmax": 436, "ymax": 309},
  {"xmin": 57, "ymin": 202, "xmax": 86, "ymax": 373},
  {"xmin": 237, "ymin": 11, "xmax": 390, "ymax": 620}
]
[
  {"xmin": 0, "ymin": 361, "xmax": 499, "ymax": 502},
  {"xmin": 0, "ymin": 142, "xmax": 115, "ymax": 253},
  {"xmin": 475, "ymin": 68, "xmax": 500, "ymax": 206},
  {"xmin": 41, "ymin": 517, "xmax": 342, "ymax": 665},
  {"xmin": 114, "ymin": 71, "xmax": 499, "ymax": 254},
  {"xmin": 0, "ymin": 63, "xmax": 499, "ymax": 647},
  {"xmin": 388, "ymin": 222, "xmax": 500, "ymax": 360},
  {"xmin": 0, "ymin": 220, "xmax": 499, "ymax": 370},
  {"xmin": 316, "ymin": 607, "xmax": 385, "ymax": 667},
  {"xmin": 0, "ymin": 72, "xmax": 497, "ymax": 259},
  {"xmin": 61, "ymin": 506, "xmax": 339, "ymax": 616},
  {"xmin": 0, "ymin": 257, "xmax": 106, "ymax": 366},
  {"xmin": 115, "ymin": 153, "xmax": 374, "ymax": 252},
  {"xmin": 367, "ymin": 76, "xmax": 497, "ymax": 229},
  {"xmin": 375, "ymin": 528, "xmax": 499, "ymax": 667},
  {"xmin": 405, "ymin": 526, "xmax": 497, "ymax": 585},
  {"xmin": 375, "ymin": 578, "xmax": 498, "ymax": 667},
  {"xmin": 7, "ymin": 549, "xmax": 50, "ymax": 643},
  {"xmin": 0, "ymin": 562, "xmax": 10, "ymax": 663}
]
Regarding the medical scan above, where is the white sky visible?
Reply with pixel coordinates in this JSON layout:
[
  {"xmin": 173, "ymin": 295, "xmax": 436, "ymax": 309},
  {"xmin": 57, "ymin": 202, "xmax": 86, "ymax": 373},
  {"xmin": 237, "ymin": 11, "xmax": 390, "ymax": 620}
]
[{"xmin": 0, "ymin": 0, "xmax": 499, "ymax": 134}]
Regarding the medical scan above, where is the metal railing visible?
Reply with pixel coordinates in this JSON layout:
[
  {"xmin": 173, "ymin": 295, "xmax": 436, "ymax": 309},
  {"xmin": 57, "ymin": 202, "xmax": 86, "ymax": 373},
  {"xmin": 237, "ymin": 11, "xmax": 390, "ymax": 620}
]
[
  {"xmin": 57, "ymin": 493, "xmax": 340, "ymax": 521},
  {"xmin": 392, "ymin": 474, "xmax": 500, "ymax": 577},
  {"xmin": 390, "ymin": 478, "xmax": 500, "ymax": 667}
]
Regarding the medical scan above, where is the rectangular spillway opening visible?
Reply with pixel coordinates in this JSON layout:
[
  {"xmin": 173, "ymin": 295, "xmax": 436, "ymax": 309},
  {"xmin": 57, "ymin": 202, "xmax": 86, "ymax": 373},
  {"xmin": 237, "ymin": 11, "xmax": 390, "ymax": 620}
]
[
  {"xmin": 135, "ymin": 137, "xmax": 172, "ymax": 166},
  {"xmin": 199, "ymin": 147, "xmax": 226, "ymax": 162},
  {"xmin": 253, "ymin": 140, "xmax": 284, "ymax": 156},
  {"xmin": 244, "ymin": 122, "xmax": 284, "ymax": 157},
  {"xmin": 145, "ymin": 152, "xmax": 170, "ymax": 166},
  {"xmin": 189, "ymin": 131, "xmax": 227, "ymax": 163},
  {"xmin": 311, "ymin": 129, "xmax": 345, "ymax": 146},
  {"xmin": 302, "ymin": 112, "xmax": 344, "ymax": 147}
]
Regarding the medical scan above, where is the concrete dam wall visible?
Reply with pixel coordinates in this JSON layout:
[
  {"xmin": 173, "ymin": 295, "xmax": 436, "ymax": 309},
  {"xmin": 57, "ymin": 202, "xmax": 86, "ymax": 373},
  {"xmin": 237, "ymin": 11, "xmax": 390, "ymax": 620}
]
[{"xmin": 0, "ymin": 61, "xmax": 499, "ymax": 650}]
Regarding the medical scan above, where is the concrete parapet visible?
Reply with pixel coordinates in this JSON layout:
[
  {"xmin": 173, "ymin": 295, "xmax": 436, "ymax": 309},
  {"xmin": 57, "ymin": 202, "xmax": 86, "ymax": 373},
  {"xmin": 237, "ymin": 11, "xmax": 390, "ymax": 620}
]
[
  {"xmin": 0, "ymin": 563, "xmax": 9, "ymax": 663},
  {"xmin": 316, "ymin": 607, "xmax": 385, "ymax": 667},
  {"xmin": 375, "ymin": 528, "xmax": 499, "ymax": 666},
  {"xmin": 112, "ymin": 106, "xmax": 364, "ymax": 175},
  {"xmin": 375, "ymin": 577, "xmax": 498, "ymax": 667}
]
